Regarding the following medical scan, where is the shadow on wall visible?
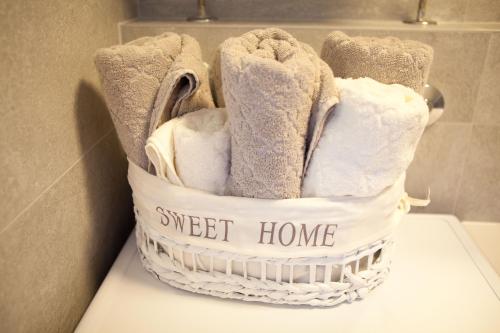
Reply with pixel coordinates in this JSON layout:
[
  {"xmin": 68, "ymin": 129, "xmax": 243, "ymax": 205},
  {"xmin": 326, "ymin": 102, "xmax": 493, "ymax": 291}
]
[{"xmin": 74, "ymin": 80, "xmax": 134, "ymax": 313}]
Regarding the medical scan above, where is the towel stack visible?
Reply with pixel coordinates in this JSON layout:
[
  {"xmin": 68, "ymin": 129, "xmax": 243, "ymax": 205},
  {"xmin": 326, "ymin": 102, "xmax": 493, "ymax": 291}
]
[
  {"xmin": 95, "ymin": 28, "xmax": 433, "ymax": 200},
  {"xmin": 94, "ymin": 33, "xmax": 214, "ymax": 169}
]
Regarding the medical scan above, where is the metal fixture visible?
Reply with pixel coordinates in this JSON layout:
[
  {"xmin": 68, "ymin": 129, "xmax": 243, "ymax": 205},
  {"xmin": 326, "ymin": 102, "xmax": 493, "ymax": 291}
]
[
  {"xmin": 403, "ymin": 0, "xmax": 437, "ymax": 25},
  {"xmin": 423, "ymin": 84, "xmax": 445, "ymax": 127},
  {"xmin": 187, "ymin": 0, "xmax": 217, "ymax": 22}
]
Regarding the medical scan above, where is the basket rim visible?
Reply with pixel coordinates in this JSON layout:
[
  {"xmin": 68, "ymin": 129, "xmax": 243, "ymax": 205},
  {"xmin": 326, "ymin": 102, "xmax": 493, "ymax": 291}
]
[
  {"xmin": 128, "ymin": 160, "xmax": 408, "ymax": 258},
  {"xmin": 128, "ymin": 159, "xmax": 406, "ymax": 205}
]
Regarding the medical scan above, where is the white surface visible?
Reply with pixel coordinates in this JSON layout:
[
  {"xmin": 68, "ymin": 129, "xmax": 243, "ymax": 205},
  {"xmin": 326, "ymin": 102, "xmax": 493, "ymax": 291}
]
[
  {"xmin": 76, "ymin": 214, "xmax": 500, "ymax": 333},
  {"xmin": 463, "ymin": 221, "xmax": 500, "ymax": 275}
]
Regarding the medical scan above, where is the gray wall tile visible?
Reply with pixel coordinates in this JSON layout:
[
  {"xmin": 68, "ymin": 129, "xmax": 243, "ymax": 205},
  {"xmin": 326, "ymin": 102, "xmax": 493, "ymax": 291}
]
[
  {"xmin": 0, "ymin": 0, "xmax": 136, "ymax": 331},
  {"xmin": 0, "ymin": 0, "xmax": 136, "ymax": 230},
  {"xmin": 0, "ymin": 132, "xmax": 133, "ymax": 333},
  {"xmin": 455, "ymin": 125, "xmax": 500, "ymax": 221},
  {"xmin": 138, "ymin": 0, "xmax": 415, "ymax": 21},
  {"xmin": 473, "ymin": 33, "xmax": 500, "ymax": 124},
  {"xmin": 138, "ymin": 0, "xmax": 500, "ymax": 22},
  {"xmin": 464, "ymin": 0, "xmax": 500, "ymax": 22},
  {"xmin": 425, "ymin": 0, "xmax": 467, "ymax": 22},
  {"xmin": 406, "ymin": 123, "xmax": 472, "ymax": 214}
]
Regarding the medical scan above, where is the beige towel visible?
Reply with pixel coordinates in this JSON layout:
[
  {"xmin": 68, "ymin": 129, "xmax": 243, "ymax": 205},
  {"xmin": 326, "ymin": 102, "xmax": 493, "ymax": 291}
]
[
  {"xmin": 220, "ymin": 28, "xmax": 339, "ymax": 199},
  {"xmin": 94, "ymin": 33, "xmax": 214, "ymax": 169},
  {"xmin": 321, "ymin": 31, "xmax": 433, "ymax": 93},
  {"xmin": 211, "ymin": 46, "xmax": 226, "ymax": 108}
]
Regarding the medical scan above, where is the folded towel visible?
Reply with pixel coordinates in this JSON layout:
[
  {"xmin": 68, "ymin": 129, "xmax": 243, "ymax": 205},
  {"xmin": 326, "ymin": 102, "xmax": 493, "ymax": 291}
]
[
  {"xmin": 174, "ymin": 108, "xmax": 230, "ymax": 195},
  {"xmin": 211, "ymin": 46, "xmax": 226, "ymax": 107},
  {"xmin": 304, "ymin": 52, "xmax": 340, "ymax": 173},
  {"xmin": 95, "ymin": 33, "xmax": 214, "ymax": 169},
  {"xmin": 219, "ymin": 28, "xmax": 339, "ymax": 199},
  {"xmin": 145, "ymin": 108, "xmax": 230, "ymax": 195},
  {"xmin": 321, "ymin": 31, "xmax": 433, "ymax": 93},
  {"xmin": 145, "ymin": 117, "xmax": 183, "ymax": 187},
  {"xmin": 302, "ymin": 77, "xmax": 428, "ymax": 197}
]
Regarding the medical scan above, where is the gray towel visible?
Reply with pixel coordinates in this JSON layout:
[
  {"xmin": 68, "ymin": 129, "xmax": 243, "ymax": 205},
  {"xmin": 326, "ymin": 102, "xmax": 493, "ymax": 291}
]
[
  {"xmin": 321, "ymin": 31, "xmax": 433, "ymax": 93},
  {"xmin": 220, "ymin": 28, "xmax": 339, "ymax": 199},
  {"xmin": 95, "ymin": 33, "xmax": 214, "ymax": 169}
]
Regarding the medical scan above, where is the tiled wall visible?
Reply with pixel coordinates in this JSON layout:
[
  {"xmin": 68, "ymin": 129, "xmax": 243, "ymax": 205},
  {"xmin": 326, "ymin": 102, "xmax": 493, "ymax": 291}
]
[
  {"xmin": 0, "ymin": 1, "xmax": 136, "ymax": 332},
  {"xmin": 121, "ymin": 21, "xmax": 500, "ymax": 222},
  {"xmin": 138, "ymin": 0, "xmax": 500, "ymax": 22},
  {"xmin": 1, "ymin": 2, "xmax": 498, "ymax": 329}
]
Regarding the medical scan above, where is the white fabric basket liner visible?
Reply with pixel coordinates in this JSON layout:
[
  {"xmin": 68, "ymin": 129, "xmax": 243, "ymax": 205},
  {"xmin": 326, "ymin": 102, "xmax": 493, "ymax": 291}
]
[
  {"xmin": 128, "ymin": 161, "xmax": 406, "ymax": 258},
  {"xmin": 128, "ymin": 161, "xmax": 409, "ymax": 306}
]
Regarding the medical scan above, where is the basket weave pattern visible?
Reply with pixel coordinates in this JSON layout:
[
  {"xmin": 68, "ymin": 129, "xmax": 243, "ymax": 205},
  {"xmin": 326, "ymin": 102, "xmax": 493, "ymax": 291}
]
[{"xmin": 136, "ymin": 219, "xmax": 393, "ymax": 306}]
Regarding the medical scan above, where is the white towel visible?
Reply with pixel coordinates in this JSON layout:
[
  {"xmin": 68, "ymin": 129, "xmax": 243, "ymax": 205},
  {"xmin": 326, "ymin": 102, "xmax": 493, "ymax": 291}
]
[
  {"xmin": 145, "ymin": 108, "xmax": 230, "ymax": 195},
  {"xmin": 145, "ymin": 117, "xmax": 184, "ymax": 187},
  {"xmin": 302, "ymin": 77, "xmax": 428, "ymax": 197}
]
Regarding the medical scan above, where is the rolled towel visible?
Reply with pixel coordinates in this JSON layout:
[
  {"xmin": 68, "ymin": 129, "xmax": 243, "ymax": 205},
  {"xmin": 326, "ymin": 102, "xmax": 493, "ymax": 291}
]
[
  {"xmin": 302, "ymin": 77, "xmax": 429, "ymax": 197},
  {"xmin": 174, "ymin": 108, "xmax": 230, "ymax": 195},
  {"xmin": 211, "ymin": 46, "xmax": 226, "ymax": 108},
  {"xmin": 145, "ymin": 108, "xmax": 230, "ymax": 195},
  {"xmin": 95, "ymin": 33, "xmax": 214, "ymax": 169},
  {"xmin": 220, "ymin": 28, "xmax": 339, "ymax": 199},
  {"xmin": 321, "ymin": 31, "xmax": 433, "ymax": 93},
  {"xmin": 144, "ymin": 117, "xmax": 183, "ymax": 187}
]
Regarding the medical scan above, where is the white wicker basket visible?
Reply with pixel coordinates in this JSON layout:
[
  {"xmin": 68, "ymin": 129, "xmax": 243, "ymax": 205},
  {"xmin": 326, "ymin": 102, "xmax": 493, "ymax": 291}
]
[{"xmin": 129, "ymin": 161, "xmax": 410, "ymax": 307}]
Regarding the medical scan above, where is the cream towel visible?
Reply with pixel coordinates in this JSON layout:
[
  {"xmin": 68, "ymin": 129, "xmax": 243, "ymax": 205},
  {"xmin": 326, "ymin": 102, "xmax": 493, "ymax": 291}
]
[
  {"xmin": 145, "ymin": 117, "xmax": 183, "ymax": 187},
  {"xmin": 145, "ymin": 108, "xmax": 230, "ymax": 195},
  {"xmin": 174, "ymin": 108, "xmax": 230, "ymax": 195},
  {"xmin": 302, "ymin": 78, "xmax": 428, "ymax": 198},
  {"xmin": 321, "ymin": 31, "xmax": 433, "ymax": 93},
  {"xmin": 95, "ymin": 33, "xmax": 214, "ymax": 169},
  {"xmin": 220, "ymin": 28, "xmax": 339, "ymax": 199}
]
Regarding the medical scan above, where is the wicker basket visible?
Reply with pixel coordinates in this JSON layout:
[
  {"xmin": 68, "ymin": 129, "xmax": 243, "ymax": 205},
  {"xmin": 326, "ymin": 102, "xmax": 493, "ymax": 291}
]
[{"xmin": 129, "ymin": 161, "xmax": 410, "ymax": 306}]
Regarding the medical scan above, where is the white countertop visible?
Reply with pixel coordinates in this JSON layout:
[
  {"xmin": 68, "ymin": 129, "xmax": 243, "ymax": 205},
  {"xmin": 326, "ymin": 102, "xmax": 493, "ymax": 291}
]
[
  {"xmin": 463, "ymin": 221, "xmax": 500, "ymax": 275},
  {"xmin": 76, "ymin": 214, "xmax": 500, "ymax": 333}
]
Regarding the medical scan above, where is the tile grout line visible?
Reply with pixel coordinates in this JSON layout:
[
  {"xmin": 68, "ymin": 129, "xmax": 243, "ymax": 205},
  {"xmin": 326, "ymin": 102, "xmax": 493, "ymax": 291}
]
[
  {"xmin": 0, "ymin": 128, "xmax": 115, "ymax": 236},
  {"xmin": 451, "ymin": 123, "xmax": 474, "ymax": 218},
  {"xmin": 118, "ymin": 18, "xmax": 138, "ymax": 45},
  {"xmin": 452, "ymin": 33, "xmax": 493, "ymax": 216},
  {"xmin": 118, "ymin": 20, "xmax": 123, "ymax": 45},
  {"xmin": 471, "ymin": 33, "xmax": 493, "ymax": 123}
]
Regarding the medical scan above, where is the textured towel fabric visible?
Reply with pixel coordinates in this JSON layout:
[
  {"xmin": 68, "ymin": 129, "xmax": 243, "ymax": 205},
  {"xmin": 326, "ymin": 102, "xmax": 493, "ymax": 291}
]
[
  {"xmin": 174, "ymin": 108, "xmax": 230, "ymax": 195},
  {"xmin": 321, "ymin": 31, "xmax": 433, "ymax": 93},
  {"xmin": 214, "ymin": 38, "xmax": 338, "ymax": 173},
  {"xmin": 220, "ymin": 28, "xmax": 339, "ymax": 199},
  {"xmin": 211, "ymin": 46, "xmax": 226, "ymax": 108},
  {"xmin": 302, "ymin": 78, "xmax": 428, "ymax": 198},
  {"xmin": 95, "ymin": 33, "xmax": 214, "ymax": 170},
  {"xmin": 145, "ymin": 108, "xmax": 230, "ymax": 195},
  {"xmin": 145, "ymin": 117, "xmax": 183, "ymax": 187},
  {"xmin": 304, "ymin": 54, "xmax": 340, "ymax": 173}
]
